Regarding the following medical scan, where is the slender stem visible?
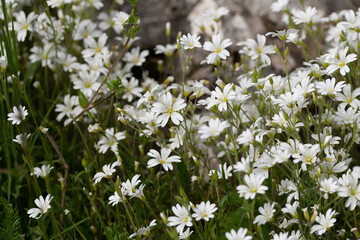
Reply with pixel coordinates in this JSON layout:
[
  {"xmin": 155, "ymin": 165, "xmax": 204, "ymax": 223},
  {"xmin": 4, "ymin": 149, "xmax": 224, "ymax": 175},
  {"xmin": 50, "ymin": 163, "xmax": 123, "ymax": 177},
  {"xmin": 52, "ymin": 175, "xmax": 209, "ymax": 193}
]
[{"xmin": 46, "ymin": 132, "xmax": 69, "ymax": 226}]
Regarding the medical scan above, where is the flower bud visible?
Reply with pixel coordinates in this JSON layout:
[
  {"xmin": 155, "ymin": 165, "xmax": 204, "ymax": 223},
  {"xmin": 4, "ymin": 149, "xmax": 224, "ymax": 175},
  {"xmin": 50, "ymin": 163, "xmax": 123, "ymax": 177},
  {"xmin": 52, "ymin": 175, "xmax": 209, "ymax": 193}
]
[
  {"xmin": 166, "ymin": 22, "xmax": 171, "ymax": 37},
  {"xmin": 310, "ymin": 209, "xmax": 318, "ymax": 223},
  {"xmin": 302, "ymin": 208, "xmax": 309, "ymax": 221}
]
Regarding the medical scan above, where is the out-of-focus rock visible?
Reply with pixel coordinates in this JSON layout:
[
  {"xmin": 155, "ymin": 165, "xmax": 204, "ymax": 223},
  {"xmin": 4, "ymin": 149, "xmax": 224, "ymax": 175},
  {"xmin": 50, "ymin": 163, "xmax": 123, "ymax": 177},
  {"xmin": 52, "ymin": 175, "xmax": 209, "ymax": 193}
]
[
  {"xmin": 135, "ymin": 0, "xmax": 360, "ymax": 74},
  {"xmin": 136, "ymin": 0, "xmax": 198, "ymax": 48},
  {"xmin": 137, "ymin": 0, "xmax": 360, "ymax": 47}
]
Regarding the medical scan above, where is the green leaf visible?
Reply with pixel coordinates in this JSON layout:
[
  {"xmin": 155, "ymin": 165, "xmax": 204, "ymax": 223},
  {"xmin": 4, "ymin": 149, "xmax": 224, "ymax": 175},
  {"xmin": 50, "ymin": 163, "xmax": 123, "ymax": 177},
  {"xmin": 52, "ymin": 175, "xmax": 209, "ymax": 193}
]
[
  {"xmin": 24, "ymin": 61, "xmax": 40, "ymax": 83},
  {"xmin": 0, "ymin": 198, "xmax": 24, "ymax": 240},
  {"xmin": 78, "ymin": 91, "xmax": 88, "ymax": 108},
  {"xmin": 177, "ymin": 161, "xmax": 190, "ymax": 193}
]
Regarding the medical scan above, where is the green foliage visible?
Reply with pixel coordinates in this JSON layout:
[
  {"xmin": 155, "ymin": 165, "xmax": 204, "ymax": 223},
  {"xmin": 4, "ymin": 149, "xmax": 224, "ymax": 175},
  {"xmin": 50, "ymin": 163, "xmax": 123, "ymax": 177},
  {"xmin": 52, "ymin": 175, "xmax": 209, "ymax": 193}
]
[
  {"xmin": 107, "ymin": 77, "xmax": 125, "ymax": 98},
  {"xmin": 0, "ymin": 198, "xmax": 24, "ymax": 240},
  {"xmin": 78, "ymin": 91, "xmax": 89, "ymax": 108}
]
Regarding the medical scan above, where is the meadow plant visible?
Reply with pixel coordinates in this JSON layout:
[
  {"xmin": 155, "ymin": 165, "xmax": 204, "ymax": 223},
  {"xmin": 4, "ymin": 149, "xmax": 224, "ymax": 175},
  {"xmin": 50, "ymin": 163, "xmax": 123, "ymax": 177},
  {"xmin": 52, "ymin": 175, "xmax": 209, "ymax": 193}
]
[{"xmin": 1, "ymin": 0, "xmax": 360, "ymax": 239}]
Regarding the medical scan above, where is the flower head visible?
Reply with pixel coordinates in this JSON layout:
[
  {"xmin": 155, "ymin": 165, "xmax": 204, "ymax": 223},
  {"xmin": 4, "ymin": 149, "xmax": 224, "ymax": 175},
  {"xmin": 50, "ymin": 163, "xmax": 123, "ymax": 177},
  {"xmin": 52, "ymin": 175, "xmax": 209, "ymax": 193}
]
[
  {"xmin": 225, "ymin": 228, "xmax": 252, "ymax": 240},
  {"xmin": 27, "ymin": 194, "xmax": 53, "ymax": 219},
  {"xmin": 31, "ymin": 165, "xmax": 54, "ymax": 178},
  {"xmin": 151, "ymin": 92, "xmax": 186, "ymax": 127},
  {"xmin": 203, "ymin": 34, "xmax": 232, "ymax": 64},
  {"xmin": 147, "ymin": 148, "xmax": 181, "ymax": 171},
  {"xmin": 180, "ymin": 33, "xmax": 202, "ymax": 50},
  {"xmin": 237, "ymin": 173, "xmax": 268, "ymax": 199},
  {"xmin": 192, "ymin": 201, "xmax": 217, "ymax": 221},
  {"xmin": 8, "ymin": 105, "xmax": 28, "ymax": 125},
  {"xmin": 310, "ymin": 209, "xmax": 337, "ymax": 235},
  {"xmin": 168, "ymin": 204, "xmax": 193, "ymax": 233}
]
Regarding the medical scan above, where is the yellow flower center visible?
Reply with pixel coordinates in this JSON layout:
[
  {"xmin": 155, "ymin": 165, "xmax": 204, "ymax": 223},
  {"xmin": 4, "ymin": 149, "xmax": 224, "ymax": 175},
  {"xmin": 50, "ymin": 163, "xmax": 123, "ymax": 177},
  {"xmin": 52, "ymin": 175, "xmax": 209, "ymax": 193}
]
[
  {"xmin": 85, "ymin": 82, "xmax": 92, "ymax": 88},
  {"xmin": 250, "ymin": 186, "xmax": 258, "ymax": 193},
  {"xmin": 95, "ymin": 46, "xmax": 102, "ymax": 53}
]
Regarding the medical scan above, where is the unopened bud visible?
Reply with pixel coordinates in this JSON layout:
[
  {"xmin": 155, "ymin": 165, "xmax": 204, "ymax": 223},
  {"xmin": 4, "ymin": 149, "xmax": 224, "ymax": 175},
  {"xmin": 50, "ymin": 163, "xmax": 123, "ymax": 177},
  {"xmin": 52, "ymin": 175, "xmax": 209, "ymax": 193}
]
[
  {"xmin": 215, "ymin": 78, "xmax": 225, "ymax": 88},
  {"xmin": 302, "ymin": 208, "xmax": 309, "ymax": 221},
  {"xmin": 310, "ymin": 209, "xmax": 318, "ymax": 223},
  {"xmin": 160, "ymin": 212, "xmax": 168, "ymax": 224},
  {"xmin": 165, "ymin": 22, "xmax": 171, "ymax": 37}
]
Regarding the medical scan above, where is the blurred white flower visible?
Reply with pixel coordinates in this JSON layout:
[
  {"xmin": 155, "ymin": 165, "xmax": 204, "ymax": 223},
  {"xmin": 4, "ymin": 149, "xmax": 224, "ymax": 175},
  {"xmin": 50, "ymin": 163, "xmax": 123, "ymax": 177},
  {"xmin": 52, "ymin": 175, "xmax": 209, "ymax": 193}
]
[
  {"xmin": 225, "ymin": 227, "xmax": 252, "ymax": 240},
  {"xmin": 180, "ymin": 33, "xmax": 202, "ymax": 50},
  {"xmin": 31, "ymin": 164, "xmax": 54, "ymax": 178}
]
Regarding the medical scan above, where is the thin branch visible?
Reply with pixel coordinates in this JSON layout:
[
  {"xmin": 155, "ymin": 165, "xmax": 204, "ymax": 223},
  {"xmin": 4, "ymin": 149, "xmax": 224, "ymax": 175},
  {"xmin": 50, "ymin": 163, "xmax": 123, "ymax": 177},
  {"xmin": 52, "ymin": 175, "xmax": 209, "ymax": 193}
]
[{"xmin": 46, "ymin": 132, "xmax": 69, "ymax": 226}]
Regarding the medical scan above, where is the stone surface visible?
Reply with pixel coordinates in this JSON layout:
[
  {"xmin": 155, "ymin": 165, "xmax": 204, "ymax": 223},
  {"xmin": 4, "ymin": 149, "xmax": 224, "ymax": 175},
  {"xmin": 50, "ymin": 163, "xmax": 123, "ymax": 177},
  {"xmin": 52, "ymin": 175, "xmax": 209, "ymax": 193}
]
[
  {"xmin": 136, "ymin": 0, "xmax": 360, "ymax": 48},
  {"xmin": 134, "ymin": 0, "xmax": 360, "ymax": 75}
]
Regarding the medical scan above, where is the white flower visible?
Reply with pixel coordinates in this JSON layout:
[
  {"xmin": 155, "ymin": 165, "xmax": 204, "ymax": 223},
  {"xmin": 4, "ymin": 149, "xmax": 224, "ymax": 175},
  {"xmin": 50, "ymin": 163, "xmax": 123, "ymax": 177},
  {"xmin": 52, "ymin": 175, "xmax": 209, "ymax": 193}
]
[
  {"xmin": 57, "ymin": 52, "xmax": 80, "ymax": 72},
  {"xmin": 108, "ymin": 191, "xmax": 125, "ymax": 206},
  {"xmin": 151, "ymin": 92, "xmax": 186, "ymax": 127},
  {"xmin": 121, "ymin": 174, "xmax": 142, "ymax": 197},
  {"xmin": 73, "ymin": 19, "xmax": 102, "ymax": 41},
  {"xmin": 192, "ymin": 201, "xmax": 217, "ymax": 221},
  {"xmin": 205, "ymin": 83, "xmax": 236, "ymax": 112},
  {"xmin": 13, "ymin": 133, "xmax": 31, "ymax": 147},
  {"xmin": 93, "ymin": 161, "xmax": 120, "ymax": 184},
  {"xmin": 72, "ymin": 70, "xmax": 101, "ymax": 98},
  {"xmin": 203, "ymin": 7, "xmax": 229, "ymax": 21},
  {"xmin": 8, "ymin": 105, "xmax": 28, "ymax": 125},
  {"xmin": 112, "ymin": 11, "xmax": 129, "ymax": 32},
  {"xmin": 292, "ymin": 7, "xmax": 321, "ymax": 25},
  {"xmin": 281, "ymin": 201, "xmax": 299, "ymax": 218},
  {"xmin": 253, "ymin": 202, "xmax": 276, "ymax": 225},
  {"xmin": 180, "ymin": 33, "xmax": 202, "ymax": 50},
  {"xmin": 31, "ymin": 165, "xmax": 54, "ymax": 178},
  {"xmin": 237, "ymin": 173, "xmax": 268, "ymax": 199},
  {"xmin": 209, "ymin": 163, "xmax": 233, "ymax": 180},
  {"xmin": 335, "ymin": 84, "xmax": 360, "ymax": 109},
  {"xmin": 271, "ymin": 232, "xmax": 289, "ymax": 240},
  {"xmin": 168, "ymin": 204, "xmax": 193, "ymax": 233},
  {"xmin": 82, "ymin": 34, "xmax": 109, "ymax": 59},
  {"xmin": 124, "ymin": 47, "xmax": 149, "ymax": 67},
  {"xmin": 310, "ymin": 209, "xmax": 337, "ymax": 235},
  {"xmin": 55, "ymin": 94, "xmax": 82, "ymax": 126},
  {"xmin": 179, "ymin": 228, "xmax": 193, "ymax": 239},
  {"xmin": 27, "ymin": 194, "xmax": 53, "ymax": 219},
  {"xmin": 203, "ymin": 34, "xmax": 232, "ymax": 64},
  {"xmin": 198, "ymin": 118, "xmax": 230, "ymax": 139},
  {"xmin": 334, "ymin": 105, "xmax": 360, "ymax": 126},
  {"xmin": 292, "ymin": 144, "xmax": 320, "ymax": 171},
  {"xmin": 238, "ymin": 34, "xmax": 275, "ymax": 66},
  {"xmin": 270, "ymin": 0, "xmax": 289, "ymax": 12},
  {"xmin": 154, "ymin": 44, "xmax": 177, "ymax": 56},
  {"xmin": 12, "ymin": 11, "xmax": 38, "ymax": 42},
  {"xmin": 129, "ymin": 219, "xmax": 156, "ymax": 238},
  {"xmin": 98, "ymin": 128, "xmax": 126, "ymax": 154},
  {"xmin": 147, "ymin": 148, "xmax": 181, "ymax": 171},
  {"xmin": 47, "ymin": 0, "xmax": 65, "ymax": 8},
  {"xmin": 225, "ymin": 227, "xmax": 252, "ymax": 240},
  {"xmin": 319, "ymin": 178, "xmax": 339, "ymax": 194},
  {"xmin": 326, "ymin": 47, "xmax": 357, "ymax": 76},
  {"xmin": 337, "ymin": 173, "xmax": 360, "ymax": 210},
  {"xmin": 122, "ymin": 77, "xmax": 143, "ymax": 102}
]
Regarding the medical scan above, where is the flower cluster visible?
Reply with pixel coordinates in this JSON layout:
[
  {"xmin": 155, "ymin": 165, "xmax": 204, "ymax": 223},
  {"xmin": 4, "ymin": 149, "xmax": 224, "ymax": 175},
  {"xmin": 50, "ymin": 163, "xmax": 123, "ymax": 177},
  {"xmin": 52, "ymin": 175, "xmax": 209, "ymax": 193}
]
[{"xmin": 4, "ymin": 0, "xmax": 360, "ymax": 239}]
